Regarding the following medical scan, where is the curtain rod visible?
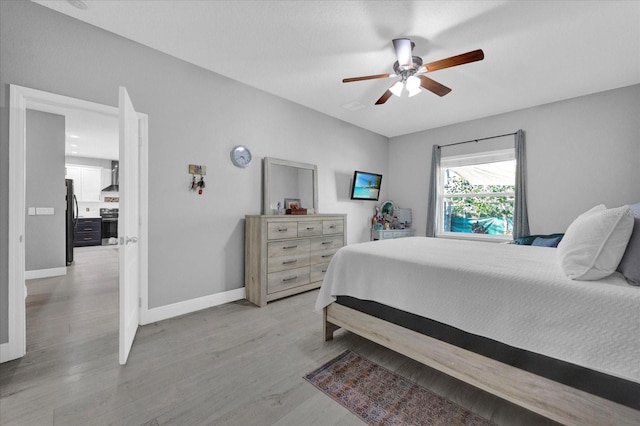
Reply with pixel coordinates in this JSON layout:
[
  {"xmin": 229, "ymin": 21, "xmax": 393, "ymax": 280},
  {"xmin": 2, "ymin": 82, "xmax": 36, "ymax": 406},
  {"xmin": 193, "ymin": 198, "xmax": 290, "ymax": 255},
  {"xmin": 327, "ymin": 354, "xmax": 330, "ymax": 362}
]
[{"xmin": 440, "ymin": 131, "xmax": 517, "ymax": 148}]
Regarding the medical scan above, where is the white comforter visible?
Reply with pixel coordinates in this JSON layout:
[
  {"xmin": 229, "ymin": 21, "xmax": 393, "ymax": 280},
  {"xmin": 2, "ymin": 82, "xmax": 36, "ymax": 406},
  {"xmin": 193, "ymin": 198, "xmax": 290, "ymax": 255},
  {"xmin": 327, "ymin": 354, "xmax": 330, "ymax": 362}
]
[{"xmin": 316, "ymin": 237, "xmax": 640, "ymax": 383}]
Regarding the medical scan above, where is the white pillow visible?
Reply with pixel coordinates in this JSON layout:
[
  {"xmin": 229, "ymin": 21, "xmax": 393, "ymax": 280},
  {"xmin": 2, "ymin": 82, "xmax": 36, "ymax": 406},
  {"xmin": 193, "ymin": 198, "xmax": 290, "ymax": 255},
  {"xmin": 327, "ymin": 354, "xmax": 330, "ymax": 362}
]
[{"xmin": 557, "ymin": 204, "xmax": 634, "ymax": 280}]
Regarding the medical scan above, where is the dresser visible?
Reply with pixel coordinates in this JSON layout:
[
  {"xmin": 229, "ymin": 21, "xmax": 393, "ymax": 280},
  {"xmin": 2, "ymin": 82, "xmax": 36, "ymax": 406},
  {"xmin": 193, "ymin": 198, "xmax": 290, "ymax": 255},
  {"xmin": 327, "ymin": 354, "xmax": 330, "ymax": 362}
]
[
  {"xmin": 245, "ymin": 214, "xmax": 347, "ymax": 307},
  {"xmin": 371, "ymin": 228, "xmax": 415, "ymax": 240}
]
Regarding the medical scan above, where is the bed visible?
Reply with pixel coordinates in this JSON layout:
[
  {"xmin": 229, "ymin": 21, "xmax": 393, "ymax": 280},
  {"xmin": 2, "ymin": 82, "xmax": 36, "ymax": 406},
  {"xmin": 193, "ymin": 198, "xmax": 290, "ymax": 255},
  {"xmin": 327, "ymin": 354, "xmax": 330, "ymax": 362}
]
[{"xmin": 316, "ymin": 236, "xmax": 640, "ymax": 425}]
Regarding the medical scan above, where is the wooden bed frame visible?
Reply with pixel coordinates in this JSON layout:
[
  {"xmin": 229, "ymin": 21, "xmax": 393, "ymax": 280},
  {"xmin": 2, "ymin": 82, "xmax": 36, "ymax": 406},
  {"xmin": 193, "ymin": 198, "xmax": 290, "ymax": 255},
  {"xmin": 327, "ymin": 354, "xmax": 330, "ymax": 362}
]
[{"xmin": 323, "ymin": 303, "xmax": 640, "ymax": 426}]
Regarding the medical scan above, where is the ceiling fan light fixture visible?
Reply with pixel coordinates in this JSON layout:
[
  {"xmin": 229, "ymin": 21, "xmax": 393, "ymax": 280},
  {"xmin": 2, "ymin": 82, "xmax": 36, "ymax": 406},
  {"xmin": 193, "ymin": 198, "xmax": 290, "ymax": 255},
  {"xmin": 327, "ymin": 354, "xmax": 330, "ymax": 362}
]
[
  {"xmin": 406, "ymin": 75, "xmax": 420, "ymax": 90},
  {"xmin": 407, "ymin": 87, "xmax": 421, "ymax": 97},
  {"xmin": 406, "ymin": 75, "xmax": 421, "ymax": 97},
  {"xmin": 342, "ymin": 39, "xmax": 484, "ymax": 105},
  {"xmin": 392, "ymin": 38, "xmax": 413, "ymax": 70},
  {"xmin": 389, "ymin": 81, "xmax": 404, "ymax": 97}
]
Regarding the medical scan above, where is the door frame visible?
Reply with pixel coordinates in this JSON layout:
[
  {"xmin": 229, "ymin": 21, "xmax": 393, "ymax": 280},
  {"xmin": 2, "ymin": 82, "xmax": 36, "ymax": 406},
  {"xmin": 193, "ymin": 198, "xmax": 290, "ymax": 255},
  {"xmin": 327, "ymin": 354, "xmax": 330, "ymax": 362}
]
[{"xmin": 2, "ymin": 84, "xmax": 149, "ymax": 363}]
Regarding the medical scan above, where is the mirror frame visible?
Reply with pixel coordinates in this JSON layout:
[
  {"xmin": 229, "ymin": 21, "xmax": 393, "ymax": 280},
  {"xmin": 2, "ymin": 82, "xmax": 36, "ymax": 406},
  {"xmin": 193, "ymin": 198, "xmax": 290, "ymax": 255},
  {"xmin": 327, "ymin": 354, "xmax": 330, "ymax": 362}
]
[{"xmin": 263, "ymin": 157, "xmax": 318, "ymax": 215}]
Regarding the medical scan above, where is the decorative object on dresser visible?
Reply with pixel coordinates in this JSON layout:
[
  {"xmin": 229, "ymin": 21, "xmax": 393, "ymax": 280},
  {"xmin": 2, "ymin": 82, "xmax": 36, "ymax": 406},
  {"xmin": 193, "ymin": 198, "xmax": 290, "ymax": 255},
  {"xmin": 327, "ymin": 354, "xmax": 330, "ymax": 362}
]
[
  {"xmin": 245, "ymin": 214, "xmax": 346, "ymax": 307},
  {"xmin": 371, "ymin": 201, "xmax": 414, "ymax": 240},
  {"xmin": 74, "ymin": 217, "xmax": 101, "ymax": 246},
  {"xmin": 284, "ymin": 197, "xmax": 306, "ymax": 215}
]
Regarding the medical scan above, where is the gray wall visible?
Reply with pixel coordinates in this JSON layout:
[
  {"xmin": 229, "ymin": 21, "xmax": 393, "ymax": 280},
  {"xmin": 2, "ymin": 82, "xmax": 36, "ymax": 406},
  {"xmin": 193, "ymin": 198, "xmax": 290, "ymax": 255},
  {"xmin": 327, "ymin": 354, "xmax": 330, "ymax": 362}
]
[
  {"xmin": 25, "ymin": 110, "xmax": 66, "ymax": 272},
  {"xmin": 0, "ymin": 1, "xmax": 389, "ymax": 343},
  {"xmin": 388, "ymin": 85, "xmax": 640, "ymax": 237}
]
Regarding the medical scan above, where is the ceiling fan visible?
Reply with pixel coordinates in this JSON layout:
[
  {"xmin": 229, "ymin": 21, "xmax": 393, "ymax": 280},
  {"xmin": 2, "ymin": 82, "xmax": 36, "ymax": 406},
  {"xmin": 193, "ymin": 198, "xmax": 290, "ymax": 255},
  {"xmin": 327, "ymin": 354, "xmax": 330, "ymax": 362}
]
[{"xmin": 343, "ymin": 38, "xmax": 484, "ymax": 105}]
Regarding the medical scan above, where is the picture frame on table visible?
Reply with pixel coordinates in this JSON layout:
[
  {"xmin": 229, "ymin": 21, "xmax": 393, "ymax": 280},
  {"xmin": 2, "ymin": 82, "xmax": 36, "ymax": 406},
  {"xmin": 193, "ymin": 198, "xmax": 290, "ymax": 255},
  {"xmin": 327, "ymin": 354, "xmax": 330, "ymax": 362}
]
[{"xmin": 284, "ymin": 198, "xmax": 301, "ymax": 210}]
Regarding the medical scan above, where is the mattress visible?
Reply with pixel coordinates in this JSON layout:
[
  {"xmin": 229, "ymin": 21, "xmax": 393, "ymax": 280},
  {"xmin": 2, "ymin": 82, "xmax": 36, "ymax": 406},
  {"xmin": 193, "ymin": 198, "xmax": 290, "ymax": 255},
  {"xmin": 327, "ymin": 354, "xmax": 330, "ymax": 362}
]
[{"xmin": 316, "ymin": 237, "xmax": 640, "ymax": 384}]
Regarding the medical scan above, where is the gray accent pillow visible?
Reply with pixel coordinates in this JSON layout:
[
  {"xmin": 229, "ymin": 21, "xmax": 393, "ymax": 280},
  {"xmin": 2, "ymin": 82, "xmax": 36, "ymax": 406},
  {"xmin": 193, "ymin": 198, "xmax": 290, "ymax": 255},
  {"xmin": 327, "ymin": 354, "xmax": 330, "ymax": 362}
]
[{"xmin": 617, "ymin": 217, "xmax": 640, "ymax": 286}]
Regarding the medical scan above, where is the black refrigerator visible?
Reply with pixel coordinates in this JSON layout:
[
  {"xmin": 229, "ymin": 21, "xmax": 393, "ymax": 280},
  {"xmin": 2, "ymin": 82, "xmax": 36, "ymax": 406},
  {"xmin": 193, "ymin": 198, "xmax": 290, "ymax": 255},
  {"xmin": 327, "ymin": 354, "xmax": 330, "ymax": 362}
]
[{"xmin": 65, "ymin": 179, "xmax": 78, "ymax": 265}]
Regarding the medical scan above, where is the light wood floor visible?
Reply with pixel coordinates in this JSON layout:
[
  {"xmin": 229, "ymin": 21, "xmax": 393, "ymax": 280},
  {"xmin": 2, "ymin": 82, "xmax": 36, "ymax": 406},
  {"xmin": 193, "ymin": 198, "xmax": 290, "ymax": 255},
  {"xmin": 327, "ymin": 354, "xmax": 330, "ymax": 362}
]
[{"xmin": 0, "ymin": 246, "xmax": 558, "ymax": 426}]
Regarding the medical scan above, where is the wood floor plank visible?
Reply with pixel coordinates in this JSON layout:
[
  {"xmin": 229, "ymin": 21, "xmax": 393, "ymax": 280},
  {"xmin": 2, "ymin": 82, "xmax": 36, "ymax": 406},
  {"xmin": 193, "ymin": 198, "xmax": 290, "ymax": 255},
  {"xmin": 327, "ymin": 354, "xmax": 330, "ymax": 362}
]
[{"xmin": 0, "ymin": 245, "xmax": 559, "ymax": 425}]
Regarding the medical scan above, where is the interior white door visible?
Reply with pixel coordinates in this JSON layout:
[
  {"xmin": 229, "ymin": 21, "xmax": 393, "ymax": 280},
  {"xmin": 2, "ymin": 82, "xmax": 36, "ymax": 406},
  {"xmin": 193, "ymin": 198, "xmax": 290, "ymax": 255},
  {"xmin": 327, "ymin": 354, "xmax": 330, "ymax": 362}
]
[{"xmin": 118, "ymin": 87, "xmax": 140, "ymax": 365}]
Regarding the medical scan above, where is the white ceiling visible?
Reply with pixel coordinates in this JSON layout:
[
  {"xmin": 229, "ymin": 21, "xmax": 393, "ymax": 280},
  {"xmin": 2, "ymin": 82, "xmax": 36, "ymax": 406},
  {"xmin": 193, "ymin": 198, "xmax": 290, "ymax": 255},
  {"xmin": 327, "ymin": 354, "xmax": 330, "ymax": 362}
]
[
  {"xmin": 33, "ymin": 0, "xmax": 640, "ymax": 138},
  {"xmin": 33, "ymin": 101, "xmax": 119, "ymax": 160},
  {"xmin": 64, "ymin": 109, "xmax": 118, "ymax": 160}
]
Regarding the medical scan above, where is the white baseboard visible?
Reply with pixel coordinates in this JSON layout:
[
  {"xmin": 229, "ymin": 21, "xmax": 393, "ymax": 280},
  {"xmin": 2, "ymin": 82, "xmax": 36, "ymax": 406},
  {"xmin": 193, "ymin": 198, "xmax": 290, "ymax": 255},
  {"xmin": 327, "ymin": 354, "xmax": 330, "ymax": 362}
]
[
  {"xmin": 25, "ymin": 267, "xmax": 67, "ymax": 280},
  {"xmin": 140, "ymin": 287, "xmax": 246, "ymax": 325},
  {"xmin": 0, "ymin": 341, "xmax": 18, "ymax": 364}
]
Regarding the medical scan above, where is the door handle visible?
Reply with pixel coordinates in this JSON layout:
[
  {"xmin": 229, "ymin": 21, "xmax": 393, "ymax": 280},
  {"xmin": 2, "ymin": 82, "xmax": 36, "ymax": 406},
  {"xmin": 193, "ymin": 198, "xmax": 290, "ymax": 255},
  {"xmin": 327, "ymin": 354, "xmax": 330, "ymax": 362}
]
[{"xmin": 124, "ymin": 236, "xmax": 138, "ymax": 244}]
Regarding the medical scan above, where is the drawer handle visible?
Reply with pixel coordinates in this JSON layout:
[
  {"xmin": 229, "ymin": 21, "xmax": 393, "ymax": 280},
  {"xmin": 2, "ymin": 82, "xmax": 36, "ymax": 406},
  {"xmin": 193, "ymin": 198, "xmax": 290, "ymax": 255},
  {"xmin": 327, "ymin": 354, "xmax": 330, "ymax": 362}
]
[
  {"xmin": 283, "ymin": 245, "xmax": 298, "ymax": 250},
  {"xmin": 282, "ymin": 276, "xmax": 298, "ymax": 282},
  {"xmin": 306, "ymin": 227, "xmax": 315, "ymax": 230},
  {"xmin": 321, "ymin": 241, "xmax": 332, "ymax": 245},
  {"xmin": 83, "ymin": 237, "xmax": 92, "ymax": 240},
  {"xmin": 322, "ymin": 269, "xmax": 328, "ymax": 273},
  {"xmin": 329, "ymin": 225, "xmax": 336, "ymax": 229},
  {"xmin": 277, "ymin": 228, "xmax": 288, "ymax": 232},
  {"xmin": 282, "ymin": 259, "xmax": 298, "ymax": 265},
  {"xmin": 321, "ymin": 254, "xmax": 334, "ymax": 259},
  {"xmin": 83, "ymin": 228, "xmax": 92, "ymax": 231}
]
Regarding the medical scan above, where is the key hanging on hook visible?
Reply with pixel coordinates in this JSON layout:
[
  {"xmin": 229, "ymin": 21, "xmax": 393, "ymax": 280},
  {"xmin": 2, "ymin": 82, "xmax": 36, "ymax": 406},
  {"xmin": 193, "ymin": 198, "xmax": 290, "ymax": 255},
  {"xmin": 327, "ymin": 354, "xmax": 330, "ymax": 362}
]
[
  {"xmin": 198, "ymin": 175, "xmax": 205, "ymax": 194},
  {"xmin": 190, "ymin": 174, "xmax": 198, "ymax": 191}
]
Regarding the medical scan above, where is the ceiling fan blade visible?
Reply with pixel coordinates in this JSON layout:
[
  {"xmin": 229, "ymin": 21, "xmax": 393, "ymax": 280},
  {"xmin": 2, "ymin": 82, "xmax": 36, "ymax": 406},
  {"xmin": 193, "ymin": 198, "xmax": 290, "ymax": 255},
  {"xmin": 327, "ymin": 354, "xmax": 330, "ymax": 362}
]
[
  {"xmin": 375, "ymin": 90, "xmax": 393, "ymax": 105},
  {"xmin": 418, "ymin": 75, "xmax": 452, "ymax": 97},
  {"xmin": 422, "ymin": 49, "xmax": 484, "ymax": 73},
  {"xmin": 343, "ymin": 73, "xmax": 392, "ymax": 83},
  {"xmin": 392, "ymin": 38, "xmax": 414, "ymax": 69}
]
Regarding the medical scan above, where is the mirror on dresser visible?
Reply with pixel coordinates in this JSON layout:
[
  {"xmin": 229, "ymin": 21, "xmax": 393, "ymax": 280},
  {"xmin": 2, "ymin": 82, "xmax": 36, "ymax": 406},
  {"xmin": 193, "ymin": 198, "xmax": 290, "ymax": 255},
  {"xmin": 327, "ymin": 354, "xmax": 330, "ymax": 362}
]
[{"xmin": 263, "ymin": 157, "xmax": 318, "ymax": 214}]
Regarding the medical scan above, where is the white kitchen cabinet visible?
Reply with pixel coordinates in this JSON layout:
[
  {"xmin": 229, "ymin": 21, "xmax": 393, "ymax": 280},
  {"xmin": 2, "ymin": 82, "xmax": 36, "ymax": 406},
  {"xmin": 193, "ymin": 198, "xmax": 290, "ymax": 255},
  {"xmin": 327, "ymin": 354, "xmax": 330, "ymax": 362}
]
[{"xmin": 66, "ymin": 165, "xmax": 102, "ymax": 202}]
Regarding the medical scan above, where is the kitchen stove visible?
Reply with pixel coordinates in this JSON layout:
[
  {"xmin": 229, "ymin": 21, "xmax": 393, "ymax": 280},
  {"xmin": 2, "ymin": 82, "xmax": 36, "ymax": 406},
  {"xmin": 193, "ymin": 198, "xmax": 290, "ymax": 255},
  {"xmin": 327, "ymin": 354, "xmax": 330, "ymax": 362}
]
[{"xmin": 100, "ymin": 208, "xmax": 119, "ymax": 245}]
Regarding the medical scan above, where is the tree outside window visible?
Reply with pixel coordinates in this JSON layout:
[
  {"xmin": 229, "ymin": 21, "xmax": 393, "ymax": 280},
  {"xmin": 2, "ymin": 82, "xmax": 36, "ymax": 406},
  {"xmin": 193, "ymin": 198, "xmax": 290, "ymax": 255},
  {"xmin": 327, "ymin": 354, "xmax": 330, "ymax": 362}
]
[{"xmin": 439, "ymin": 153, "xmax": 515, "ymax": 238}]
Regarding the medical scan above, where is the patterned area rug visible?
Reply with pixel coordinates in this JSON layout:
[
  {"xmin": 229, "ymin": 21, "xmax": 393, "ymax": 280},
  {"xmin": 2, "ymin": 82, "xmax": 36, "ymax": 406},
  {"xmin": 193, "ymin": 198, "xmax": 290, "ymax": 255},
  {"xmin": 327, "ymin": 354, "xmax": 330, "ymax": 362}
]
[{"xmin": 304, "ymin": 350, "xmax": 495, "ymax": 426}]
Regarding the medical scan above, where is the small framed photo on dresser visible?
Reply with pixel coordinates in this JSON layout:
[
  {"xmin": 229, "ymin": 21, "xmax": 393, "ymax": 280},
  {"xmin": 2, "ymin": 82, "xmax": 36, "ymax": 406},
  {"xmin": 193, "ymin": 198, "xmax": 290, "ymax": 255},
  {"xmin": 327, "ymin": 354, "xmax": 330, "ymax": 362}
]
[{"xmin": 284, "ymin": 198, "xmax": 301, "ymax": 209}]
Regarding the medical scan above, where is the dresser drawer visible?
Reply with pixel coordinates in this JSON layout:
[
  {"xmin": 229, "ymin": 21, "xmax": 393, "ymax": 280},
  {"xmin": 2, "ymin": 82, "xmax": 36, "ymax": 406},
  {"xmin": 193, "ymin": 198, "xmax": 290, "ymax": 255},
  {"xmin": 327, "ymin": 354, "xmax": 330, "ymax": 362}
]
[
  {"xmin": 309, "ymin": 236, "xmax": 343, "ymax": 252},
  {"xmin": 268, "ymin": 239, "xmax": 309, "ymax": 257},
  {"xmin": 298, "ymin": 221, "xmax": 322, "ymax": 237},
  {"xmin": 268, "ymin": 253, "xmax": 310, "ymax": 273},
  {"xmin": 267, "ymin": 266, "xmax": 310, "ymax": 294},
  {"xmin": 310, "ymin": 248, "xmax": 339, "ymax": 265},
  {"xmin": 323, "ymin": 219, "xmax": 344, "ymax": 235},
  {"xmin": 310, "ymin": 262, "xmax": 330, "ymax": 283},
  {"xmin": 267, "ymin": 222, "xmax": 298, "ymax": 240}
]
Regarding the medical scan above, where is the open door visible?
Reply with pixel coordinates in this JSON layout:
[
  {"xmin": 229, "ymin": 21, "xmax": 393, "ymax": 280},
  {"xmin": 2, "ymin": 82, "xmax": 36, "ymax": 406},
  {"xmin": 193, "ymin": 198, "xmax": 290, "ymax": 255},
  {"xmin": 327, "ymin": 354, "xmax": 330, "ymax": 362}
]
[{"xmin": 119, "ymin": 87, "xmax": 140, "ymax": 365}]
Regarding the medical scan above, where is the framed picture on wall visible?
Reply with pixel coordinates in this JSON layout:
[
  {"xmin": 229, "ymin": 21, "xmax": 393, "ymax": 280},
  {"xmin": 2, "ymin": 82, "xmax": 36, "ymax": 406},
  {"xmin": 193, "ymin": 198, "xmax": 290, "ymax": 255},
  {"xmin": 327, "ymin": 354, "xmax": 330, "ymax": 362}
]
[{"xmin": 284, "ymin": 198, "xmax": 301, "ymax": 209}]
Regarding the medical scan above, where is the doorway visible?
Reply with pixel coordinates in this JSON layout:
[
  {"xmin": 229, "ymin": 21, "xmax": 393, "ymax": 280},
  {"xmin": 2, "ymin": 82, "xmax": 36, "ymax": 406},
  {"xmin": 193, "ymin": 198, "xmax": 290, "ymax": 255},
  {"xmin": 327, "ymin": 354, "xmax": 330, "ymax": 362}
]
[
  {"xmin": 25, "ymin": 107, "xmax": 119, "ymax": 355},
  {"xmin": 4, "ymin": 85, "xmax": 149, "ymax": 364}
]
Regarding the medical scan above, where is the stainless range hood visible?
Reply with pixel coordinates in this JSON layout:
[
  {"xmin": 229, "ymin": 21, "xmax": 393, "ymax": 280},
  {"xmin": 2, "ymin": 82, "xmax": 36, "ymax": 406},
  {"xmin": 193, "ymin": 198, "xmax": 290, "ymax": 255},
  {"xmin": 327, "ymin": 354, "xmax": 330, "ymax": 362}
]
[{"xmin": 101, "ymin": 161, "xmax": 119, "ymax": 192}]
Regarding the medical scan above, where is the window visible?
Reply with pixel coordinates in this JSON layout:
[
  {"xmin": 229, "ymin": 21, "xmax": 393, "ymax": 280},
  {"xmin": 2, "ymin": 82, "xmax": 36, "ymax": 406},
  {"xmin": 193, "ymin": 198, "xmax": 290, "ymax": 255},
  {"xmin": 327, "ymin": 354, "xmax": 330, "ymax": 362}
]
[{"xmin": 438, "ymin": 149, "xmax": 515, "ymax": 239}]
